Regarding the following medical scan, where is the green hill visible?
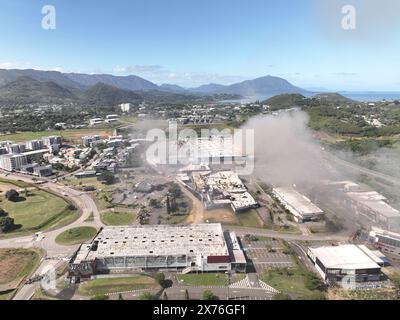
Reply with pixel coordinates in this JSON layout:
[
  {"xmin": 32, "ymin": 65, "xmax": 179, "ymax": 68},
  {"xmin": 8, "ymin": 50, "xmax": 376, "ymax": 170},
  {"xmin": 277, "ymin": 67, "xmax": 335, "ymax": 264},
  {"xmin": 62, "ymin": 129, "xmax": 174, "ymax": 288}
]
[
  {"xmin": 312, "ymin": 92, "xmax": 356, "ymax": 105},
  {"xmin": 263, "ymin": 93, "xmax": 307, "ymax": 110}
]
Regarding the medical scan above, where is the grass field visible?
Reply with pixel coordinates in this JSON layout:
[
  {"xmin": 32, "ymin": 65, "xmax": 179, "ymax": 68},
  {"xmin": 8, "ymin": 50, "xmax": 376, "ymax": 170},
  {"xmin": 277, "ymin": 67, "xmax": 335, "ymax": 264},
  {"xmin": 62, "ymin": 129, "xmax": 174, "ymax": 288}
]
[
  {"xmin": 177, "ymin": 273, "xmax": 229, "ymax": 286},
  {"xmin": 0, "ymin": 178, "xmax": 32, "ymax": 188},
  {"xmin": 0, "ymin": 189, "xmax": 76, "ymax": 235},
  {"xmin": 0, "ymin": 128, "xmax": 114, "ymax": 144},
  {"xmin": 31, "ymin": 288, "xmax": 59, "ymax": 300},
  {"xmin": 0, "ymin": 249, "xmax": 41, "ymax": 286},
  {"xmin": 0, "ymin": 289, "xmax": 15, "ymax": 300},
  {"xmin": 261, "ymin": 258, "xmax": 326, "ymax": 300},
  {"xmin": 55, "ymin": 226, "xmax": 97, "ymax": 245},
  {"xmin": 62, "ymin": 177, "xmax": 105, "ymax": 190},
  {"xmin": 205, "ymin": 209, "xmax": 265, "ymax": 228},
  {"xmin": 236, "ymin": 210, "xmax": 264, "ymax": 228},
  {"xmin": 166, "ymin": 214, "xmax": 189, "ymax": 225},
  {"xmin": 78, "ymin": 276, "xmax": 158, "ymax": 296},
  {"xmin": 101, "ymin": 211, "xmax": 136, "ymax": 225},
  {"xmin": 93, "ymin": 189, "xmax": 119, "ymax": 210}
]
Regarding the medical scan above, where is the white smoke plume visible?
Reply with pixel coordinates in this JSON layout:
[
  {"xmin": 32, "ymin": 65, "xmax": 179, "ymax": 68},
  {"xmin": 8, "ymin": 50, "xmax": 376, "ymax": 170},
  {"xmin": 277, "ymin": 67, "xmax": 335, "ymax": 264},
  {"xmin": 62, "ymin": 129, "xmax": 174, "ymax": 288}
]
[{"xmin": 242, "ymin": 110, "xmax": 342, "ymax": 187}]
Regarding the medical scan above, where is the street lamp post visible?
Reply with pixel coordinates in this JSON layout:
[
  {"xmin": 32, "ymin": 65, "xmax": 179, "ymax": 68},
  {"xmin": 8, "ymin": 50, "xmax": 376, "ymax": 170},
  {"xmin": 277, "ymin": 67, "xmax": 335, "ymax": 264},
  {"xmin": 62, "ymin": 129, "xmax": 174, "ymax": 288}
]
[{"xmin": 226, "ymin": 271, "xmax": 231, "ymax": 300}]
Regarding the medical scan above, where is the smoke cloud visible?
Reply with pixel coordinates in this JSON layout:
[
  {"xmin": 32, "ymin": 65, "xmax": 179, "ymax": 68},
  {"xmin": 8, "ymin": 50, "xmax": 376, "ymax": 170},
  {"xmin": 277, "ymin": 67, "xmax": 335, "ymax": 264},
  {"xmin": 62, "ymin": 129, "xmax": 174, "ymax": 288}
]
[{"xmin": 242, "ymin": 110, "xmax": 341, "ymax": 187}]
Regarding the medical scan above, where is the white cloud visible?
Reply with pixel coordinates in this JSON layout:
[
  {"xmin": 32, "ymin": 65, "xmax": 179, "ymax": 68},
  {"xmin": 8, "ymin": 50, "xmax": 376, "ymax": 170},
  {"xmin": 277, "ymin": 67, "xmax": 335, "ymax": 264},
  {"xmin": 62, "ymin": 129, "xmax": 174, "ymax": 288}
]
[
  {"xmin": 114, "ymin": 65, "xmax": 165, "ymax": 74},
  {"xmin": 113, "ymin": 64, "xmax": 246, "ymax": 86},
  {"xmin": 0, "ymin": 62, "xmax": 20, "ymax": 69},
  {"xmin": 0, "ymin": 62, "xmax": 64, "ymax": 73}
]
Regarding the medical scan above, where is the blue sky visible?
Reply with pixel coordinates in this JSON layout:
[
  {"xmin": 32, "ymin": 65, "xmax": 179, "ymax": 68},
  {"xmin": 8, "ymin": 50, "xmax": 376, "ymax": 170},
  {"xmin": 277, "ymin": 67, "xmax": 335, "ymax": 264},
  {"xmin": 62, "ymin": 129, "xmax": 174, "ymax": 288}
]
[{"xmin": 0, "ymin": 0, "xmax": 399, "ymax": 90}]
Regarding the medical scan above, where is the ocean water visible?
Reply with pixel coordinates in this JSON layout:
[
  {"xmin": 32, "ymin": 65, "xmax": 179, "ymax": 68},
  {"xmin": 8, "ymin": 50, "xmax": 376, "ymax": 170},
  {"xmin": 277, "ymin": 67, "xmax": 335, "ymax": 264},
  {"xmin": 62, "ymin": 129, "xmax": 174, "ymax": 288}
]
[
  {"xmin": 218, "ymin": 92, "xmax": 400, "ymax": 104},
  {"xmin": 339, "ymin": 92, "xmax": 400, "ymax": 102}
]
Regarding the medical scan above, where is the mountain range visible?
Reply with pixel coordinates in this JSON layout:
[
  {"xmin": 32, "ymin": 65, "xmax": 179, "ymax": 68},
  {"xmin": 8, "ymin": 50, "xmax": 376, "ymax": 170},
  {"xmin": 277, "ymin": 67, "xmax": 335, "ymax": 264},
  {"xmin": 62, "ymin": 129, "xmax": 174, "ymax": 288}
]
[{"xmin": 0, "ymin": 68, "xmax": 310, "ymax": 105}]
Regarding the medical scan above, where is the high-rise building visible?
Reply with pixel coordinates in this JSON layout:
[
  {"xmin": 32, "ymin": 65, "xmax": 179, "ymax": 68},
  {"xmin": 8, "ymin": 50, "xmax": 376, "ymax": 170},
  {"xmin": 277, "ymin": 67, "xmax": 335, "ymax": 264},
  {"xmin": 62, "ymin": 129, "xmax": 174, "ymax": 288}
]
[
  {"xmin": 119, "ymin": 103, "xmax": 131, "ymax": 113},
  {"xmin": 26, "ymin": 139, "xmax": 44, "ymax": 151},
  {"xmin": 6, "ymin": 144, "xmax": 21, "ymax": 154},
  {"xmin": 0, "ymin": 154, "xmax": 28, "ymax": 171},
  {"xmin": 42, "ymin": 136, "xmax": 62, "ymax": 147}
]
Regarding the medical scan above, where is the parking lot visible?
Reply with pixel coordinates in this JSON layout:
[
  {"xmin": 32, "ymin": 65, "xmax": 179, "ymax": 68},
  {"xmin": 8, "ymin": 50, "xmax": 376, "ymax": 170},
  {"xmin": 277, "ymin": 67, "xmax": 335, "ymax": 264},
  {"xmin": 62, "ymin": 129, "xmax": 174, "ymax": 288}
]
[{"xmin": 242, "ymin": 240, "xmax": 294, "ymax": 272}]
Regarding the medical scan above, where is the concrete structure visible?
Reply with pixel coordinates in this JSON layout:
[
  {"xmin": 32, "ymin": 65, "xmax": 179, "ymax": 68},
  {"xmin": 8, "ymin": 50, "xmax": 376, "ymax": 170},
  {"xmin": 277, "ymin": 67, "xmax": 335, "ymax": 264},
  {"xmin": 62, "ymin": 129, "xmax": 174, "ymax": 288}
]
[
  {"xmin": 89, "ymin": 118, "xmax": 103, "ymax": 126},
  {"xmin": 82, "ymin": 135, "xmax": 101, "ymax": 147},
  {"xmin": 33, "ymin": 165, "xmax": 53, "ymax": 177},
  {"xmin": 105, "ymin": 114, "xmax": 119, "ymax": 123},
  {"xmin": 119, "ymin": 103, "xmax": 131, "ymax": 113},
  {"xmin": 26, "ymin": 140, "xmax": 44, "ymax": 151},
  {"xmin": 328, "ymin": 181, "xmax": 400, "ymax": 232},
  {"xmin": 189, "ymin": 170, "xmax": 258, "ymax": 212},
  {"xmin": 225, "ymin": 231, "xmax": 247, "ymax": 272},
  {"xmin": 49, "ymin": 143, "xmax": 60, "ymax": 153},
  {"xmin": 0, "ymin": 154, "xmax": 28, "ymax": 171},
  {"xmin": 69, "ymin": 224, "xmax": 245, "ymax": 280},
  {"xmin": 346, "ymin": 190, "xmax": 400, "ymax": 232},
  {"xmin": 18, "ymin": 144, "xmax": 26, "ymax": 153},
  {"xmin": 42, "ymin": 136, "xmax": 62, "ymax": 147},
  {"xmin": 20, "ymin": 163, "xmax": 39, "ymax": 174},
  {"xmin": 106, "ymin": 139, "xmax": 124, "ymax": 148},
  {"xmin": 147, "ymin": 136, "xmax": 247, "ymax": 168},
  {"xmin": 308, "ymin": 244, "xmax": 385, "ymax": 289},
  {"xmin": 369, "ymin": 227, "xmax": 400, "ymax": 257},
  {"xmin": 272, "ymin": 187, "xmax": 324, "ymax": 223},
  {"xmin": 75, "ymin": 171, "xmax": 97, "ymax": 179},
  {"xmin": 22, "ymin": 149, "xmax": 49, "ymax": 162},
  {"xmin": 6, "ymin": 144, "xmax": 21, "ymax": 154}
]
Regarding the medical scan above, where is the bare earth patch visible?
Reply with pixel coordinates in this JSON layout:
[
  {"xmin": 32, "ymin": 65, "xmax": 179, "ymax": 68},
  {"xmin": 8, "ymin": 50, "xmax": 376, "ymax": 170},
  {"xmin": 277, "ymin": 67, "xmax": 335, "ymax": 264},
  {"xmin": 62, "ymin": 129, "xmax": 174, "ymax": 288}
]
[
  {"xmin": 0, "ymin": 249, "xmax": 40, "ymax": 288},
  {"xmin": 204, "ymin": 209, "xmax": 238, "ymax": 224}
]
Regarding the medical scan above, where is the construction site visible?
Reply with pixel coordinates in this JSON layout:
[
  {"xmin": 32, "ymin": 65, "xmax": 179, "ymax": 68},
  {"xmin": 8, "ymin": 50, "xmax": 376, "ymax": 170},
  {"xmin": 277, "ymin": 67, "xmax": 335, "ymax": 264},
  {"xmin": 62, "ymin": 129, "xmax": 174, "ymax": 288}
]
[{"xmin": 178, "ymin": 170, "xmax": 258, "ymax": 213}]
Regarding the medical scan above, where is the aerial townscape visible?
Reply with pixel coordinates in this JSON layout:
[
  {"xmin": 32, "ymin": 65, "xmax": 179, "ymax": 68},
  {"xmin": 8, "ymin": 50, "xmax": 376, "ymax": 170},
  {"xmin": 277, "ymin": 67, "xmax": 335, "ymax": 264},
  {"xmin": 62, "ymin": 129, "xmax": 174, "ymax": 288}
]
[{"xmin": 1, "ymin": 0, "xmax": 400, "ymax": 308}]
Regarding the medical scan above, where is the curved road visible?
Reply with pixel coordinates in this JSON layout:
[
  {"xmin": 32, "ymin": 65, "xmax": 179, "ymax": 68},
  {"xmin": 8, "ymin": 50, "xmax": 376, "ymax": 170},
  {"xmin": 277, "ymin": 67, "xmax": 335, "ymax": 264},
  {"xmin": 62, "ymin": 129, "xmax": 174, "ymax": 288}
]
[
  {"xmin": 0, "ymin": 164, "xmax": 355, "ymax": 300},
  {"xmin": 0, "ymin": 171, "xmax": 104, "ymax": 299}
]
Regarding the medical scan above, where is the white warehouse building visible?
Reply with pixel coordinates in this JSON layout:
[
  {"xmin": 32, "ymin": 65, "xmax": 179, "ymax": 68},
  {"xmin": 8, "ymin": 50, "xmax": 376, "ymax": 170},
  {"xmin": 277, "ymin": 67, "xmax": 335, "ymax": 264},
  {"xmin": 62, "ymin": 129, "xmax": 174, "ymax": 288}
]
[
  {"xmin": 69, "ymin": 224, "xmax": 246, "ymax": 280},
  {"xmin": 308, "ymin": 244, "xmax": 385, "ymax": 289},
  {"xmin": 272, "ymin": 187, "xmax": 324, "ymax": 223}
]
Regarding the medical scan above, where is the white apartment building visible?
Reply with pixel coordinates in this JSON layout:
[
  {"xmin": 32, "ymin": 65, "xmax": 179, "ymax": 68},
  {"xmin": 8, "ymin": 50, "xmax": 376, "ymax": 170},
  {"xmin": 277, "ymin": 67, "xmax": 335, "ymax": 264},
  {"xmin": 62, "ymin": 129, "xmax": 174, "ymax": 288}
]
[{"xmin": 0, "ymin": 154, "xmax": 28, "ymax": 171}]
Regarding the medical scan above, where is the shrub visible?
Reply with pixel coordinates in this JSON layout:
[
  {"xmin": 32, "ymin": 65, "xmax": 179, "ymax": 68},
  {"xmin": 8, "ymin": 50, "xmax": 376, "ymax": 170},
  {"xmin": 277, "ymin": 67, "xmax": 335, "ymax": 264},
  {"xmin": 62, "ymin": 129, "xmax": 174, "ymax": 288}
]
[
  {"xmin": 202, "ymin": 290, "xmax": 218, "ymax": 300},
  {"xmin": 139, "ymin": 292, "xmax": 156, "ymax": 300},
  {"xmin": 5, "ymin": 189, "xmax": 19, "ymax": 202}
]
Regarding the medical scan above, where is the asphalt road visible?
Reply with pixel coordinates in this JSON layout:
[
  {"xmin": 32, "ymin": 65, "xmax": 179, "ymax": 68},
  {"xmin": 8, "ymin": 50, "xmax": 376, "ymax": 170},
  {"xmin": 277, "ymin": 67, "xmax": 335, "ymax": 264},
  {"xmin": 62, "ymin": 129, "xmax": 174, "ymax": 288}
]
[
  {"xmin": 0, "ymin": 161, "xmax": 357, "ymax": 300},
  {"xmin": 322, "ymin": 150, "xmax": 400, "ymax": 187},
  {"xmin": 0, "ymin": 171, "xmax": 104, "ymax": 299},
  {"xmin": 164, "ymin": 286, "xmax": 274, "ymax": 301},
  {"xmin": 224, "ymin": 225, "xmax": 350, "ymax": 241}
]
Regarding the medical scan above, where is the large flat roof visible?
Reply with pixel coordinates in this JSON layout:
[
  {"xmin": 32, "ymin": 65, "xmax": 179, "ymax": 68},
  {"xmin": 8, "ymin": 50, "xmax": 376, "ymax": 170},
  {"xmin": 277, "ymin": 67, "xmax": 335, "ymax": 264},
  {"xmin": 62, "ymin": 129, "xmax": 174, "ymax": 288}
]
[
  {"xmin": 347, "ymin": 192, "xmax": 400, "ymax": 219},
  {"xmin": 273, "ymin": 187, "xmax": 323, "ymax": 215},
  {"xmin": 309, "ymin": 244, "xmax": 380, "ymax": 270},
  {"xmin": 75, "ymin": 224, "xmax": 229, "ymax": 263},
  {"xmin": 22, "ymin": 149, "xmax": 49, "ymax": 156}
]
